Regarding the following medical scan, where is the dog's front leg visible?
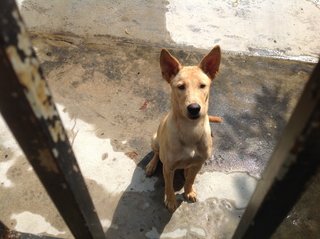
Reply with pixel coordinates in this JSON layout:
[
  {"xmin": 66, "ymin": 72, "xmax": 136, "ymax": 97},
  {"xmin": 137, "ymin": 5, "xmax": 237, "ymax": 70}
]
[
  {"xmin": 163, "ymin": 165, "xmax": 177, "ymax": 212},
  {"xmin": 184, "ymin": 165, "xmax": 202, "ymax": 202}
]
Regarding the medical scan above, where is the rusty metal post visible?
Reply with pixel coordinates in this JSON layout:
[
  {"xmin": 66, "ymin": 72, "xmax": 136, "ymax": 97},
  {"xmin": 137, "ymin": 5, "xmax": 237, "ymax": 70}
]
[
  {"xmin": 232, "ymin": 60, "xmax": 320, "ymax": 239},
  {"xmin": 0, "ymin": 1, "xmax": 105, "ymax": 239}
]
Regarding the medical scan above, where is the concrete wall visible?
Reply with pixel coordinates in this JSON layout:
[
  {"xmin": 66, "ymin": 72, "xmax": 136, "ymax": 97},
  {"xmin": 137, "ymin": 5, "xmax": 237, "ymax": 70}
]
[{"xmin": 17, "ymin": 0, "xmax": 320, "ymax": 62}]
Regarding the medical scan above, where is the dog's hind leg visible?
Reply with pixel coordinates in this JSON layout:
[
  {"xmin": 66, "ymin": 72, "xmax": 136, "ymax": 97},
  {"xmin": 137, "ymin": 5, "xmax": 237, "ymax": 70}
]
[
  {"xmin": 146, "ymin": 153, "xmax": 159, "ymax": 176},
  {"xmin": 146, "ymin": 133, "xmax": 159, "ymax": 176}
]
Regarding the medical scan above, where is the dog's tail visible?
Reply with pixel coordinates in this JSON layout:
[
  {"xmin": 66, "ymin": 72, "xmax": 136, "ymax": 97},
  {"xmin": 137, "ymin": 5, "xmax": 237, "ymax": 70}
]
[{"xmin": 209, "ymin": 115, "xmax": 223, "ymax": 123}]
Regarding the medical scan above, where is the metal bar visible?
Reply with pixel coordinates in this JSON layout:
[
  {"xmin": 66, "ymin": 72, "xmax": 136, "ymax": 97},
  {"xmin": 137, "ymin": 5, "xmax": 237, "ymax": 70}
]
[
  {"xmin": 0, "ymin": 1, "xmax": 105, "ymax": 239},
  {"xmin": 232, "ymin": 60, "xmax": 320, "ymax": 239}
]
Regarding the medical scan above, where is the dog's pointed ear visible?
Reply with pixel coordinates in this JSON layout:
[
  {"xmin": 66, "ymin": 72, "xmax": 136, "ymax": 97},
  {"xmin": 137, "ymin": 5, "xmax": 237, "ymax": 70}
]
[
  {"xmin": 160, "ymin": 49, "xmax": 182, "ymax": 83},
  {"xmin": 199, "ymin": 45, "xmax": 221, "ymax": 80}
]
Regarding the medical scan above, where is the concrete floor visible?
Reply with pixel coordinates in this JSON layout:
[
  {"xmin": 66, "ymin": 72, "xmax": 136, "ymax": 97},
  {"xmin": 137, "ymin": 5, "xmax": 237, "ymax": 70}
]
[
  {"xmin": 0, "ymin": 33, "xmax": 315, "ymax": 238},
  {"xmin": 0, "ymin": 0, "xmax": 319, "ymax": 238}
]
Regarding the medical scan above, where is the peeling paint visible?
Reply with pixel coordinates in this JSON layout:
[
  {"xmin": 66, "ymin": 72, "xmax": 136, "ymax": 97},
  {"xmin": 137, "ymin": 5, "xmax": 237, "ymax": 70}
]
[
  {"xmin": 101, "ymin": 218, "xmax": 118, "ymax": 230},
  {"xmin": 16, "ymin": 0, "xmax": 26, "ymax": 8},
  {"xmin": 190, "ymin": 226, "xmax": 206, "ymax": 237},
  {"xmin": 6, "ymin": 45, "xmax": 66, "ymax": 142},
  {"xmin": 15, "ymin": 20, "xmax": 32, "ymax": 57},
  {"xmin": 52, "ymin": 148, "xmax": 59, "ymax": 158},
  {"xmin": 0, "ymin": 159, "xmax": 17, "ymax": 187},
  {"xmin": 48, "ymin": 120, "xmax": 66, "ymax": 142},
  {"xmin": 7, "ymin": 46, "xmax": 49, "ymax": 118},
  {"xmin": 38, "ymin": 149, "xmax": 59, "ymax": 173},
  {"xmin": 11, "ymin": 211, "xmax": 65, "ymax": 236},
  {"xmin": 72, "ymin": 164, "xmax": 79, "ymax": 172},
  {"xmin": 5, "ymin": 10, "xmax": 67, "ymax": 143}
]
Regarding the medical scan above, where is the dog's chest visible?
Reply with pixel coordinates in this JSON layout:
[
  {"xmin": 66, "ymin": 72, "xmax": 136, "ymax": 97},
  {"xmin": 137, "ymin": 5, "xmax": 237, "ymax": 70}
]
[
  {"xmin": 176, "ymin": 131, "xmax": 210, "ymax": 161},
  {"xmin": 171, "ymin": 144, "xmax": 206, "ymax": 169},
  {"xmin": 182, "ymin": 146, "xmax": 198, "ymax": 159}
]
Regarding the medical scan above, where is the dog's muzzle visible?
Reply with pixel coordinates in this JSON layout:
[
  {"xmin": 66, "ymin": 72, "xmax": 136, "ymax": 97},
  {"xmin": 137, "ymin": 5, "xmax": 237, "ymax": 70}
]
[{"xmin": 187, "ymin": 103, "xmax": 201, "ymax": 119}]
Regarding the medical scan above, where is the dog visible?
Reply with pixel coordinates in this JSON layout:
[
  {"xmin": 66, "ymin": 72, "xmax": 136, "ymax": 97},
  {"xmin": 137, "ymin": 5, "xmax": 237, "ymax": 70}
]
[{"xmin": 145, "ymin": 46, "xmax": 222, "ymax": 212}]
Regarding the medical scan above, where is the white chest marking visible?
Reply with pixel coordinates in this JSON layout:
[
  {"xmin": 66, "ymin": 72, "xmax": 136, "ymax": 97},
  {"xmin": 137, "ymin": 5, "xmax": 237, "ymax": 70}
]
[
  {"xmin": 183, "ymin": 147, "xmax": 196, "ymax": 159},
  {"xmin": 190, "ymin": 150, "xmax": 195, "ymax": 158}
]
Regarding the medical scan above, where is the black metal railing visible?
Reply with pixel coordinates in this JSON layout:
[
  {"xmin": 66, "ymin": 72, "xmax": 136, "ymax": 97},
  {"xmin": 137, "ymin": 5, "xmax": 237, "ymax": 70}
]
[{"xmin": 0, "ymin": 1, "xmax": 105, "ymax": 238}]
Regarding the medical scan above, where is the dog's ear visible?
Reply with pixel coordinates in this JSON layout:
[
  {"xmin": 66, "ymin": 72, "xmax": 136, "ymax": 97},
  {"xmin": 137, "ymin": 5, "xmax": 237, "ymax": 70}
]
[
  {"xmin": 199, "ymin": 45, "xmax": 221, "ymax": 80},
  {"xmin": 160, "ymin": 49, "xmax": 181, "ymax": 83}
]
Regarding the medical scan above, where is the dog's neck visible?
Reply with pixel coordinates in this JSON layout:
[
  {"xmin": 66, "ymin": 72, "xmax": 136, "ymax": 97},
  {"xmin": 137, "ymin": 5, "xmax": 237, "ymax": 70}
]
[{"xmin": 170, "ymin": 110, "xmax": 208, "ymax": 145}]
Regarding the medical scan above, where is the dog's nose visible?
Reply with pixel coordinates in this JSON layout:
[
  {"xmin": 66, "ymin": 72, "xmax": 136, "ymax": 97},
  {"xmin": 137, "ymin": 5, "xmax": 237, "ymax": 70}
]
[{"xmin": 187, "ymin": 103, "xmax": 201, "ymax": 116}]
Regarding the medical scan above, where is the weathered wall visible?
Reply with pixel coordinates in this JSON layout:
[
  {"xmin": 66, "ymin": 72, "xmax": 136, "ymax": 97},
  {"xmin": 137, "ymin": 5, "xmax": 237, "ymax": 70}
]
[{"xmin": 17, "ymin": 0, "xmax": 320, "ymax": 62}]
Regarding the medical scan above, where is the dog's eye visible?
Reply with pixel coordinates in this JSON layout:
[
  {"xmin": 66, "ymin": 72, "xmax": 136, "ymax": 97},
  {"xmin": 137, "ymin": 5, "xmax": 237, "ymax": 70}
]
[
  {"xmin": 200, "ymin": 84, "xmax": 206, "ymax": 89},
  {"xmin": 178, "ymin": 84, "xmax": 185, "ymax": 90}
]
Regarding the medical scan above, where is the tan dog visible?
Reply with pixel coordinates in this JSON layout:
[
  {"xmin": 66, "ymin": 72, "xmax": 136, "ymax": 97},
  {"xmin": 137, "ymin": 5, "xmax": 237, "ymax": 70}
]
[{"xmin": 146, "ymin": 46, "xmax": 221, "ymax": 212}]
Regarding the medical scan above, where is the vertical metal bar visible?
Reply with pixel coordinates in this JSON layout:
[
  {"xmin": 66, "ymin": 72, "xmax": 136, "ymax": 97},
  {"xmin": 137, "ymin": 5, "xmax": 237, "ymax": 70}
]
[
  {"xmin": 232, "ymin": 61, "xmax": 320, "ymax": 239},
  {"xmin": 0, "ymin": 1, "xmax": 105, "ymax": 238}
]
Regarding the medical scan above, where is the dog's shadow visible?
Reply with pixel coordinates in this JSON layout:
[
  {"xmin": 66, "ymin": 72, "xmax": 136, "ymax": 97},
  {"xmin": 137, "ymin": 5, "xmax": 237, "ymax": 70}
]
[{"xmin": 104, "ymin": 152, "xmax": 185, "ymax": 238}]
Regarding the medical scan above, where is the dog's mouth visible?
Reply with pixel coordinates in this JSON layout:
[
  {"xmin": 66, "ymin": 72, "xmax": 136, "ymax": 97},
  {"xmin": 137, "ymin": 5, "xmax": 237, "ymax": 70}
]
[{"xmin": 188, "ymin": 113, "xmax": 200, "ymax": 120}]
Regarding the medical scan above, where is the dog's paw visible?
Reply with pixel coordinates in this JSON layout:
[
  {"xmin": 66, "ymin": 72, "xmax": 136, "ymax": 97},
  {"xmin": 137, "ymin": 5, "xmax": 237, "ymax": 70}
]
[
  {"xmin": 164, "ymin": 197, "xmax": 178, "ymax": 213},
  {"xmin": 145, "ymin": 162, "xmax": 157, "ymax": 177},
  {"xmin": 184, "ymin": 190, "xmax": 197, "ymax": 203}
]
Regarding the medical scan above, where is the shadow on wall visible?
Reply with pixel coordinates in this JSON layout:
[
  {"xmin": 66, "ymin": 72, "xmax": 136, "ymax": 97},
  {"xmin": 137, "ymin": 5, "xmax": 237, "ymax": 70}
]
[{"xmin": 18, "ymin": 0, "xmax": 173, "ymax": 45}]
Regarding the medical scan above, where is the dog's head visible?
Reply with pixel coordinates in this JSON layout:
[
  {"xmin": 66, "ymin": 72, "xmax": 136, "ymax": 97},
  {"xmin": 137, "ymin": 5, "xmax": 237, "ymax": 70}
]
[{"xmin": 160, "ymin": 46, "xmax": 221, "ymax": 120}]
